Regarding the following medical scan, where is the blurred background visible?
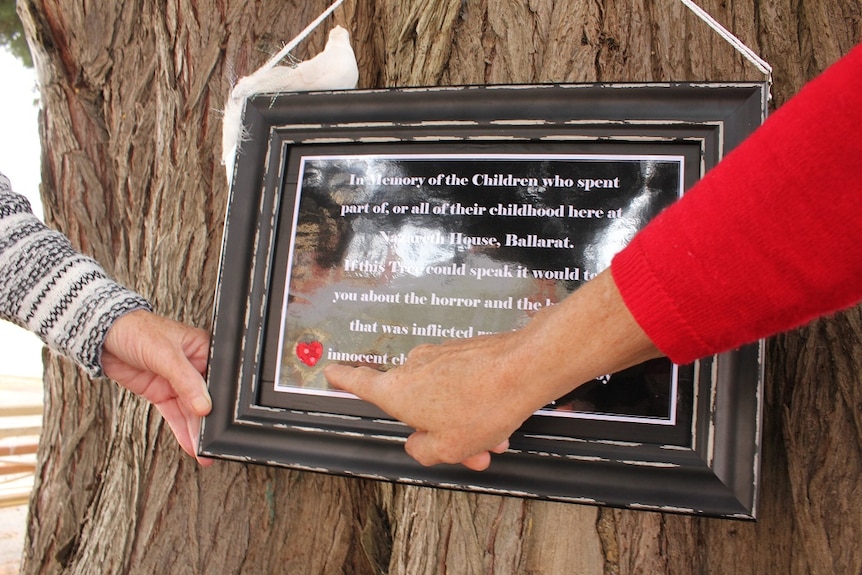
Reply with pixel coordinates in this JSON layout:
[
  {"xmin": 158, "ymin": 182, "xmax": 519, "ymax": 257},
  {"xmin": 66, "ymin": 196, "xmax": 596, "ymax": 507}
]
[
  {"xmin": 0, "ymin": 4, "xmax": 44, "ymax": 573},
  {"xmin": 0, "ymin": 0, "xmax": 43, "ymax": 379}
]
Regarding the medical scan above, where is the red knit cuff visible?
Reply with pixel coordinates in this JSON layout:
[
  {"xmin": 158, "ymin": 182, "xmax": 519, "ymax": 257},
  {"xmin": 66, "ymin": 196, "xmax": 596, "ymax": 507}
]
[{"xmin": 611, "ymin": 242, "xmax": 710, "ymax": 365}]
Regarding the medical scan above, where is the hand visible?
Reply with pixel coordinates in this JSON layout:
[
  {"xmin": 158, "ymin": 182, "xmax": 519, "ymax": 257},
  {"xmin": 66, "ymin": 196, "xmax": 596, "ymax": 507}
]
[
  {"xmin": 324, "ymin": 270, "xmax": 661, "ymax": 471},
  {"xmin": 101, "ymin": 310, "xmax": 213, "ymax": 465},
  {"xmin": 325, "ymin": 330, "xmax": 534, "ymax": 471}
]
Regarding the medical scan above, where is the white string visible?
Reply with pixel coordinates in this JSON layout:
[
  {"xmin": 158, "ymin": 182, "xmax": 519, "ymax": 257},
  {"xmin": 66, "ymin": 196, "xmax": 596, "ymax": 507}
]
[
  {"xmin": 257, "ymin": 0, "xmax": 345, "ymax": 74},
  {"xmin": 679, "ymin": 0, "xmax": 773, "ymax": 97}
]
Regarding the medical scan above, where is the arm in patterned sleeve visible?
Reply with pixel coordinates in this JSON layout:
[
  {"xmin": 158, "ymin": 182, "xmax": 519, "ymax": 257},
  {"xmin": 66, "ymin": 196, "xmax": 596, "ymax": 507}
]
[
  {"xmin": 1, "ymin": 172, "xmax": 213, "ymax": 463},
  {"xmin": 0, "ymin": 172, "xmax": 151, "ymax": 376}
]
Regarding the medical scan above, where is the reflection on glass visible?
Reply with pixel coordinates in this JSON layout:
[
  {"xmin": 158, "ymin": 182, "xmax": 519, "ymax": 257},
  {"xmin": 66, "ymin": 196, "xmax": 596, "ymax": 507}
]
[{"xmin": 275, "ymin": 153, "xmax": 683, "ymax": 424}]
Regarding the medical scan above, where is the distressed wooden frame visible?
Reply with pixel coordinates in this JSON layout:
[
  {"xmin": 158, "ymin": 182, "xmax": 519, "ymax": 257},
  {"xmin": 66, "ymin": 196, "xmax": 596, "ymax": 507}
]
[{"xmin": 201, "ymin": 82, "xmax": 767, "ymax": 519}]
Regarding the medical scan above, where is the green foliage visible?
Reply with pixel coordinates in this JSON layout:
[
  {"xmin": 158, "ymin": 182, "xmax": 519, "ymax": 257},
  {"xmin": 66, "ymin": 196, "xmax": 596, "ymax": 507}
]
[{"xmin": 0, "ymin": 0, "xmax": 33, "ymax": 68}]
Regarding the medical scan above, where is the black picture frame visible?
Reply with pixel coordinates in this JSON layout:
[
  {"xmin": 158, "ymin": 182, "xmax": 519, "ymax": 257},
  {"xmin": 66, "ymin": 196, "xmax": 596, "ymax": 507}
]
[{"xmin": 201, "ymin": 82, "xmax": 767, "ymax": 519}]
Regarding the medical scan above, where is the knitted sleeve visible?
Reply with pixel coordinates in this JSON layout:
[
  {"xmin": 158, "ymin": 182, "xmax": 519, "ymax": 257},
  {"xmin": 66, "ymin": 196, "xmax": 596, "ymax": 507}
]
[
  {"xmin": 611, "ymin": 43, "xmax": 862, "ymax": 364},
  {"xmin": 0, "ymin": 173, "xmax": 151, "ymax": 376}
]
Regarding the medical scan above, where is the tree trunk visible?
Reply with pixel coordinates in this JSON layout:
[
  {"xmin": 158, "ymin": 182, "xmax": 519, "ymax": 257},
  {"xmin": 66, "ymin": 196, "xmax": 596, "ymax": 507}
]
[{"xmin": 17, "ymin": 0, "xmax": 861, "ymax": 573}]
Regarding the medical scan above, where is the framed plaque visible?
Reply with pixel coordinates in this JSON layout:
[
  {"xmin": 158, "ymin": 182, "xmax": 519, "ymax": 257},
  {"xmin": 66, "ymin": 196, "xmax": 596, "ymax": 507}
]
[{"xmin": 201, "ymin": 82, "xmax": 767, "ymax": 519}]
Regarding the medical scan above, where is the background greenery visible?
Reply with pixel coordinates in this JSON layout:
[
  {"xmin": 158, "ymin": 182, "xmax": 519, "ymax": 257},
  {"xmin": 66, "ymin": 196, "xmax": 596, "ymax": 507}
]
[{"xmin": 0, "ymin": 0, "xmax": 32, "ymax": 67}]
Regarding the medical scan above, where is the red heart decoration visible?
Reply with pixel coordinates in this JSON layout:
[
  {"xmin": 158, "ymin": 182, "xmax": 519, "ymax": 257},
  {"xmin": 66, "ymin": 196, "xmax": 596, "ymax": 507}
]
[{"xmin": 296, "ymin": 341, "xmax": 323, "ymax": 367}]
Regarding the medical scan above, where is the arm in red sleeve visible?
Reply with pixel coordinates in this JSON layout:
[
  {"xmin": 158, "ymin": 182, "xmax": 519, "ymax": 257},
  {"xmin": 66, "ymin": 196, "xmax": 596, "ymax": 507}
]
[{"xmin": 611, "ymin": 43, "xmax": 862, "ymax": 365}]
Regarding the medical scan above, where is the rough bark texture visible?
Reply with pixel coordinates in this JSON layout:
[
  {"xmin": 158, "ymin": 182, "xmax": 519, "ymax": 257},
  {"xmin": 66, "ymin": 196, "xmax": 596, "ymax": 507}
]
[{"xmin": 16, "ymin": 0, "xmax": 861, "ymax": 573}]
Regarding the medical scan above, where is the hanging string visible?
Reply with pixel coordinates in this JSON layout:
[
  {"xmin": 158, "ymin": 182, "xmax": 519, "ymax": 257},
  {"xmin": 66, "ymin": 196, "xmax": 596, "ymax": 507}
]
[
  {"xmin": 679, "ymin": 0, "xmax": 773, "ymax": 99},
  {"xmin": 247, "ymin": 0, "xmax": 770, "ymax": 91},
  {"xmin": 256, "ymin": 0, "xmax": 345, "ymax": 74},
  {"xmin": 222, "ymin": 0, "xmax": 354, "ymax": 184}
]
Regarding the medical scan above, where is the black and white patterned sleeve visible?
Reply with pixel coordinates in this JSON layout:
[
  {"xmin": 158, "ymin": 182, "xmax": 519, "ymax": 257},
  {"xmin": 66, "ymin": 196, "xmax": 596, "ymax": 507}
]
[{"xmin": 0, "ymin": 172, "xmax": 152, "ymax": 377}]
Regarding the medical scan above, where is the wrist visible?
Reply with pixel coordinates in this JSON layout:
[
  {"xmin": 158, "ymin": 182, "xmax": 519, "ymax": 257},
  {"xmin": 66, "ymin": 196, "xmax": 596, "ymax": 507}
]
[{"xmin": 508, "ymin": 270, "xmax": 662, "ymax": 412}]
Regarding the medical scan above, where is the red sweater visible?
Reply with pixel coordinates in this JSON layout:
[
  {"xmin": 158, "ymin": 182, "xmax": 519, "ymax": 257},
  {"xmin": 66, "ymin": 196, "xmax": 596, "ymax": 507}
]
[{"xmin": 611, "ymin": 43, "xmax": 862, "ymax": 364}]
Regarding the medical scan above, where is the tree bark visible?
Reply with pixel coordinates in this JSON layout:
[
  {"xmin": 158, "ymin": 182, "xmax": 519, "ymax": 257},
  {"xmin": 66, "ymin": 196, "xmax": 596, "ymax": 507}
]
[{"xmin": 17, "ymin": 0, "xmax": 861, "ymax": 573}]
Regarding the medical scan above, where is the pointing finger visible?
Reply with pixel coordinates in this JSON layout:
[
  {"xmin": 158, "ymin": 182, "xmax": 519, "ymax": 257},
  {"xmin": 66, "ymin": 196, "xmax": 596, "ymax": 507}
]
[{"xmin": 324, "ymin": 364, "xmax": 389, "ymax": 405}]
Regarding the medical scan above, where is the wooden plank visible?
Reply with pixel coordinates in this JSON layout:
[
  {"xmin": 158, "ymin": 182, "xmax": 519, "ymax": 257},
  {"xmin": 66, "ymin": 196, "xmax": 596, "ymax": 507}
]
[
  {"xmin": 0, "ymin": 438, "xmax": 39, "ymax": 457},
  {"xmin": 0, "ymin": 491, "xmax": 32, "ymax": 508},
  {"xmin": 0, "ymin": 415, "xmax": 42, "ymax": 440},
  {"xmin": 0, "ymin": 405, "xmax": 43, "ymax": 418},
  {"xmin": 0, "ymin": 426, "xmax": 42, "ymax": 440},
  {"xmin": 0, "ymin": 462, "xmax": 36, "ymax": 476},
  {"xmin": 0, "ymin": 475, "xmax": 33, "ymax": 508}
]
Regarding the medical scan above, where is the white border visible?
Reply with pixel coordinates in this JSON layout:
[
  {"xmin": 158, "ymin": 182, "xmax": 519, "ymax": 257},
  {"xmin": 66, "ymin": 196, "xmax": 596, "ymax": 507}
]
[{"xmin": 273, "ymin": 152, "xmax": 685, "ymax": 426}]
